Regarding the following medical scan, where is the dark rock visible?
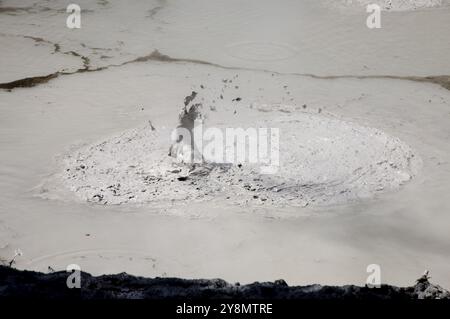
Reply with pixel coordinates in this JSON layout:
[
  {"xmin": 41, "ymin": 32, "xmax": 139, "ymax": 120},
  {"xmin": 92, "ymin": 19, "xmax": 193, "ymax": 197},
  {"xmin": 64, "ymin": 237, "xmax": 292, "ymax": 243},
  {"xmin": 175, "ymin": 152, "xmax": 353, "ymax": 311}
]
[{"xmin": 0, "ymin": 267, "xmax": 448, "ymax": 299}]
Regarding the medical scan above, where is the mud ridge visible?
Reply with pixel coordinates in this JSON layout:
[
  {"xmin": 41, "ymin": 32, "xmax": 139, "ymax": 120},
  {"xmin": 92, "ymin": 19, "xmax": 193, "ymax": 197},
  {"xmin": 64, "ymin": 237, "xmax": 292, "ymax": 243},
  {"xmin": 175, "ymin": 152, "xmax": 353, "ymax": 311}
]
[
  {"xmin": 0, "ymin": 73, "xmax": 59, "ymax": 90},
  {"xmin": 0, "ymin": 33, "xmax": 96, "ymax": 90},
  {"xmin": 1, "ymin": 47, "xmax": 449, "ymax": 91}
]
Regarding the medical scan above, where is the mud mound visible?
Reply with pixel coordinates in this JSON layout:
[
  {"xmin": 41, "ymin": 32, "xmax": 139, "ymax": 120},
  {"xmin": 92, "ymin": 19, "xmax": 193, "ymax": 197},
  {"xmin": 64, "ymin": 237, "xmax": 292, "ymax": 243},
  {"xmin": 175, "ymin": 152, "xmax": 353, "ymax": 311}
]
[{"xmin": 41, "ymin": 109, "xmax": 421, "ymax": 208}]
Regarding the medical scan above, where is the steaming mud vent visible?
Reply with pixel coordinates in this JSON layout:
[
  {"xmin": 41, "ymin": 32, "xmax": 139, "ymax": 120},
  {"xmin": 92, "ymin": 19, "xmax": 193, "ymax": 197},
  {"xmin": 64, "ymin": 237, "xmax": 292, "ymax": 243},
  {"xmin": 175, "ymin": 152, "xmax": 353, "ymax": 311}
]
[{"xmin": 42, "ymin": 110, "xmax": 421, "ymax": 208}]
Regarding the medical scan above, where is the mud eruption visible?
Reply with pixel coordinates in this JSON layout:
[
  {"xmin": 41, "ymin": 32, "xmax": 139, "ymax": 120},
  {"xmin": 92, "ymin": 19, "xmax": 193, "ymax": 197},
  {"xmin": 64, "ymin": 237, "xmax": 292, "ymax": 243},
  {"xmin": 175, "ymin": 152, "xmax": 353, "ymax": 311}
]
[{"xmin": 40, "ymin": 93, "xmax": 421, "ymax": 208}]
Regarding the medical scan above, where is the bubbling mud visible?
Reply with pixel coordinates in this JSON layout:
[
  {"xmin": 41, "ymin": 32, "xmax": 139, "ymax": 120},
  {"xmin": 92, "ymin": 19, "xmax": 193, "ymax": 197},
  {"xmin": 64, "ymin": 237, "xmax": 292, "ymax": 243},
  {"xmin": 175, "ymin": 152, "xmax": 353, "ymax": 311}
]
[{"xmin": 40, "ymin": 98, "xmax": 421, "ymax": 208}]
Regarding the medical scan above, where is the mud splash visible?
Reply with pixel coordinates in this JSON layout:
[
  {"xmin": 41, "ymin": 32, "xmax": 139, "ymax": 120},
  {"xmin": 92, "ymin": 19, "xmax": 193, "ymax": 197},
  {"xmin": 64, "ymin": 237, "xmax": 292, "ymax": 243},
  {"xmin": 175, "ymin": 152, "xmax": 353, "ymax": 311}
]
[{"xmin": 39, "ymin": 91, "xmax": 421, "ymax": 208}]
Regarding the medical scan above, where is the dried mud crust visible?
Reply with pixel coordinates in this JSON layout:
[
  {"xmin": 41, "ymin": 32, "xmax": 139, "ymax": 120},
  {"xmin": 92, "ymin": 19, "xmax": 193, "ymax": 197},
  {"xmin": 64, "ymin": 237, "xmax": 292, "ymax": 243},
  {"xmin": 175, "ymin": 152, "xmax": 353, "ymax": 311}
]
[{"xmin": 46, "ymin": 111, "xmax": 421, "ymax": 207}]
